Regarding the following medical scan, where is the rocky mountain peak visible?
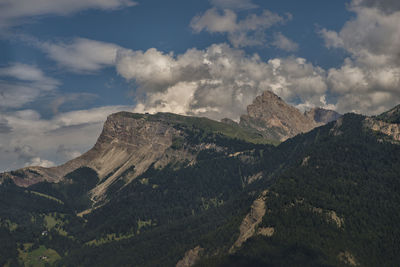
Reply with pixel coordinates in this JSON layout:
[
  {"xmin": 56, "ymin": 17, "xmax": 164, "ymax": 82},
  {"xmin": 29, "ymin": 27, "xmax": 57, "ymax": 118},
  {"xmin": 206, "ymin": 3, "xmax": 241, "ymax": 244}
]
[
  {"xmin": 257, "ymin": 90, "xmax": 282, "ymax": 101},
  {"xmin": 236, "ymin": 91, "xmax": 342, "ymax": 142},
  {"xmin": 0, "ymin": 112, "xmax": 190, "ymax": 200},
  {"xmin": 239, "ymin": 91, "xmax": 318, "ymax": 141}
]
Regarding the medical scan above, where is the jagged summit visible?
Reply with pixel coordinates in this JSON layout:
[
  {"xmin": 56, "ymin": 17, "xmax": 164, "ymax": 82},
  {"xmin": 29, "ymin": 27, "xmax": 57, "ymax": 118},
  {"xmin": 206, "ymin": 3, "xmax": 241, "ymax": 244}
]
[{"xmin": 238, "ymin": 91, "xmax": 338, "ymax": 141}]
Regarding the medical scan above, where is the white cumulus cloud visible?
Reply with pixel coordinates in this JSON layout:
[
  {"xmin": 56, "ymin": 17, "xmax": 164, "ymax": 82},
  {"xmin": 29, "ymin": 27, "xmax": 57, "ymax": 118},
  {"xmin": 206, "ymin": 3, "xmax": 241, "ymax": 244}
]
[
  {"xmin": 24, "ymin": 157, "xmax": 55, "ymax": 168},
  {"xmin": 116, "ymin": 43, "xmax": 329, "ymax": 121},
  {"xmin": 320, "ymin": 0, "xmax": 400, "ymax": 114}
]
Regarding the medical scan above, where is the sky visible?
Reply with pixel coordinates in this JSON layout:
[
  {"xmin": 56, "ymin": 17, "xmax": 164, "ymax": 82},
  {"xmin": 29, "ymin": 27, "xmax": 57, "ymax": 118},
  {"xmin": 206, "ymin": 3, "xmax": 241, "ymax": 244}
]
[{"xmin": 1, "ymin": 0, "xmax": 400, "ymax": 171}]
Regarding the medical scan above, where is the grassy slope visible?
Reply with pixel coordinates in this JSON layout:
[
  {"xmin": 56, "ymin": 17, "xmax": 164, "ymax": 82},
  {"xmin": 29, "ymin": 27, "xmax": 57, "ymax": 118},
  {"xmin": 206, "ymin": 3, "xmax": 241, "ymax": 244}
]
[{"xmin": 18, "ymin": 244, "xmax": 61, "ymax": 267}]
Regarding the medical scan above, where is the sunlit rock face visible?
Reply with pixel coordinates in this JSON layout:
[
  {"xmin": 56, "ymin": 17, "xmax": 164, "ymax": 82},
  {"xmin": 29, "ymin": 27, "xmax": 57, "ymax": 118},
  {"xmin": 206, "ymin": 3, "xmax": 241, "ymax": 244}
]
[
  {"xmin": 0, "ymin": 112, "xmax": 193, "ymax": 201},
  {"xmin": 239, "ymin": 91, "xmax": 339, "ymax": 141}
]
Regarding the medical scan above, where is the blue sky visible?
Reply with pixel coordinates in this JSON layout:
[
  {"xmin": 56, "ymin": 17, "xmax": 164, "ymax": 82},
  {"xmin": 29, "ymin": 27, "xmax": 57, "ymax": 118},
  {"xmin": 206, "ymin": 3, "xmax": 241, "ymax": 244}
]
[{"xmin": 1, "ymin": 0, "xmax": 400, "ymax": 171}]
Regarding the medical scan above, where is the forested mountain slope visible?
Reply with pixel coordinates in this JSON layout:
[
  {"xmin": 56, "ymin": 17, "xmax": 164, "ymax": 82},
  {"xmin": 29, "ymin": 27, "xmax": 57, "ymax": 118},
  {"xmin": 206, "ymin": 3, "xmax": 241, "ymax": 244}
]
[
  {"xmin": 0, "ymin": 107, "xmax": 399, "ymax": 267},
  {"xmin": 198, "ymin": 113, "xmax": 400, "ymax": 267}
]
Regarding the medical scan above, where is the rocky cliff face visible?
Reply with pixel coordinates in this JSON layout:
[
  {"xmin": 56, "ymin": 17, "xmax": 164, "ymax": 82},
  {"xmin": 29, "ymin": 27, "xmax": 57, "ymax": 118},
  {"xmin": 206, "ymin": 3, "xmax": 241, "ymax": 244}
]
[
  {"xmin": 364, "ymin": 117, "xmax": 400, "ymax": 142},
  {"xmin": 0, "ymin": 112, "xmax": 199, "ymax": 201},
  {"xmin": 0, "ymin": 92, "xmax": 343, "ymax": 195},
  {"xmin": 239, "ymin": 91, "xmax": 339, "ymax": 141},
  {"xmin": 1, "ymin": 112, "xmax": 262, "ymax": 203},
  {"xmin": 363, "ymin": 105, "xmax": 400, "ymax": 143},
  {"xmin": 74, "ymin": 112, "xmax": 194, "ymax": 202}
]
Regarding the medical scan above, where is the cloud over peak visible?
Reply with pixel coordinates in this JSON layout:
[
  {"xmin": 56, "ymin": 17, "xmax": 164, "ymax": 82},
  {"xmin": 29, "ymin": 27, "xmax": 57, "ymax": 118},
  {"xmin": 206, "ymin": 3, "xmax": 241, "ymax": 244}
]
[{"xmin": 115, "ymin": 43, "xmax": 330, "ymax": 121}]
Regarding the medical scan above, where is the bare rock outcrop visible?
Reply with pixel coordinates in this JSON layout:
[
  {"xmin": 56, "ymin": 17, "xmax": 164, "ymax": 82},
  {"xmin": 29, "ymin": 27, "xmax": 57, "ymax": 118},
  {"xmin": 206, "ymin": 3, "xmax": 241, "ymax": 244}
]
[
  {"xmin": 338, "ymin": 251, "xmax": 359, "ymax": 266},
  {"xmin": 312, "ymin": 207, "xmax": 344, "ymax": 228},
  {"xmin": 257, "ymin": 227, "xmax": 274, "ymax": 237},
  {"xmin": 230, "ymin": 190, "xmax": 269, "ymax": 253},
  {"xmin": 364, "ymin": 117, "xmax": 400, "ymax": 142},
  {"xmin": 239, "ymin": 91, "xmax": 339, "ymax": 141},
  {"xmin": 176, "ymin": 246, "xmax": 203, "ymax": 267},
  {"xmin": 0, "ymin": 112, "xmax": 196, "ymax": 202}
]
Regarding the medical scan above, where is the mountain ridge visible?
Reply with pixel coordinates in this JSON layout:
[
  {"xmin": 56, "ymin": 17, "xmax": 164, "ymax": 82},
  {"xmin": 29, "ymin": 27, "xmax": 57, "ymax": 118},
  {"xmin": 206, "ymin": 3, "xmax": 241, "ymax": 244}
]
[
  {"xmin": 1, "ymin": 94, "xmax": 400, "ymax": 267},
  {"xmin": 0, "ymin": 111, "xmax": 272, "ymax": 205},
  {"xmin": 0, "ymin": 103, "xmax": 400, "ymax": 267}
]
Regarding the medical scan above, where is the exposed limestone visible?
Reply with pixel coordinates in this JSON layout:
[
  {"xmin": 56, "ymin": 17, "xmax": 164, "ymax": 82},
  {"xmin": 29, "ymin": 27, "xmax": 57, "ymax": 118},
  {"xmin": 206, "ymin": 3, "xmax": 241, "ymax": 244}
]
[
  {"xmin": 239, "ymin": 91, "xmax": 338, "ymax": 142},
  {"xmin": 1, "ymin": 112, "xmax": 254, "ymax": 205},
  {"xmin": 375, "ymin": 104, "xmax": 400, "ymax": 124},
  {"xmin": 246, "ymin": 172, "xmax": 263, "ymax": 184},
  {"xmin": 176, "ymin": 246, "xmax": 203, "ymax": 267},
  {"xmin": 257, "ymin": 227, "xmax": 274, "ymax": 237},
  {"xmin": 230, "ymin": 190, "xmax": 268, "ymax": 253},
  {"xmin": 328, "ymin": 210, "xmax": 344, "ymax": 228},
  {"xmin": 77, "ymin": 209, "xmax": 92, "ymax": 218},
  {"xmin": 364, "ymin": 117, "xmax": 400, "ymax": 142},
  {"xmin": 338, "ymin": 251, "xmax": 359, "ymax": 266},
  {"xmin": 312, "ymin": 207, "xmax": 344, "ymax": 228},
  {"xmin": 195, "ymin": 143, "xmax": 224, "ymax": 152},
  {"xmin": 0, "ymin": 113, "xmax": 196, "ymax": 203},
  {"xmin": 228, "ymin": 151, "xmax": 244, "ymax": 158},
  {"xmin": 73, "ymin": 113, "xmax": 186, "ymax": 202},
  {"xmin": 301, "ymin": 156, "xmax": 310, "ymax": 166}
]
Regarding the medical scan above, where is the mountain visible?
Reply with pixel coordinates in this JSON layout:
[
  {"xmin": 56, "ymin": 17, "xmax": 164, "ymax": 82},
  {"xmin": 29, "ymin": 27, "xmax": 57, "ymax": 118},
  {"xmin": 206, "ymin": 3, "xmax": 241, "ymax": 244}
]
[
  {"xmin": 0, "ymin": 104, "xmax": 399, "ymax": 267},
  {"xmin": 198, "ymin": 112, "xmax": 400, "ymax": 267},
  {"xmin": 304, "ymin": 107, "xmax": 341, "ymax": 124},
  {"xmin": 238, "ymin": 91, "xmax": 340, "ymax": 141},
  {"xmin": 0, "ymin": 111, "xmax": 272, "ymax": 266},
  {"xmin": 375, "ymin": 104, "xmax": 400, "ymax": 123},
  {"xmin": 0, "ymin": 112, "xmax": 272, "ymax": 205}
]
